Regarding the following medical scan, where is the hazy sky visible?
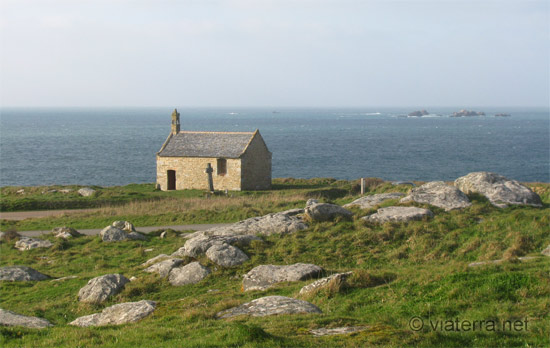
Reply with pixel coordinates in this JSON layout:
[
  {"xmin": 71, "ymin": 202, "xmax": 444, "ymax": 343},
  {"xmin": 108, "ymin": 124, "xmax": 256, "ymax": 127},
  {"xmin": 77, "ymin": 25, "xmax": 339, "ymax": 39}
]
[{"xmin": 1, "ymin": 0, "xmax": 548, "ymax": 107}]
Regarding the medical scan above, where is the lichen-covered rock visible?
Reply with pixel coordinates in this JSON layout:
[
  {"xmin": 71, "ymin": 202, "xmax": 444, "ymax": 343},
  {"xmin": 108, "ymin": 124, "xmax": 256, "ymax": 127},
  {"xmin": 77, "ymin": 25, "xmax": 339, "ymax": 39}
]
[
  {"xmin": 168, "ymin": 262, "xmax": 210, "ymax": 286},
  {"xmin": 69, "ymin": 300, "xmax": 156, "ymax": 327},
  {"xmin": 144, "ymin": 258, "xmax": 184, "ymax": 278},
  {"xmin": 216, "ymin": 296, "xmax": 321, "ymax": 318},
  {"xmin": 455, "ymin": 172, "xmax": 542, "ymax": 208},
  {"xmin": 344, "ymin": 193, "xmax": 405, "ymax": 209},
  {"xmin": 299, "ymin": 272, "xmax": 353, "ymax": 294},
  {"xmin": 175, "ymin": 234, "xmax": 261, "ymax": 258},
  {"xmin": 14, "ymin": 237, "xmax": 53, "ymax": 250},
  {"xmin": 205, "ymin": 243, "xmax": 249, "ymax": 267},
  {"xmin": 0, "ymin": 266, "xmax": 50, "ymax": 281},
  {"xmin": 0, "ymin": 309, "xmax": 53, "ymax": 328},
  {"xmin": 78, "ymin": 274, "xmax": 130, "ymax": 304},
  {"xmin": 400, "ymin": 181, "xmax": 471, "ymax": 211},
  {"xmin": 362, "ymin": 206, "xmax": 434, "ymax": 223},
  {"xmin": 78, "ymin": 187, "xmax": 96, "ymax": 197},
  {"xmin": 243, "ymin": 263, "xmax": 323, "ymax": 291},
  {"xmin": 100, "ymin": 226, "xmax": 128, "ymax": 242},
  {"xmin": 542, "ymin": 245, "xmax": 550, "ymax": 257},
  {"xmin": 306, "ymin": 199, "xmax": 319, "ymax": 207},
  {"xmin": 112, "ymin": 221, "xmax": 136, "ymax": 232},
  {"xmin": 305, "ymin": 203, "xmax": 353, "ymax": 222},
  {"xmin": 52, "ymin": 226, "xmax": 82, "ymax": 239}
]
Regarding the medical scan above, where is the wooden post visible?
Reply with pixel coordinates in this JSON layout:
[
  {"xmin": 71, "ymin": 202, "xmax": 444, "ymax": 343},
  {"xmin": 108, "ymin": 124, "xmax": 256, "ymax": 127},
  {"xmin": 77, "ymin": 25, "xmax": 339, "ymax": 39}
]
[{"xmin": 361, "ymin": 178, "xmax": 366, "ymax": 195}]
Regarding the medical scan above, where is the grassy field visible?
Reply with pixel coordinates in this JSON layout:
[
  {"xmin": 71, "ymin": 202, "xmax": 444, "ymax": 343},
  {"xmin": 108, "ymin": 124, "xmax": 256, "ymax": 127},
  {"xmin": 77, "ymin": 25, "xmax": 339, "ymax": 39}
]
[{"xmin": 1, "ymin": 179, "xmax": 549, "ymax": 347}]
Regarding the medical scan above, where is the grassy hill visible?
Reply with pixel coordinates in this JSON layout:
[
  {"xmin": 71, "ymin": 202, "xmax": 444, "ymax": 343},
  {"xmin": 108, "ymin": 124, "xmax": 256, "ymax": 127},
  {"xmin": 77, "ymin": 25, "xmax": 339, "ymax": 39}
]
[{"xmin": 1, "ymin": 179, "xmax": 549, "ymax": 347}]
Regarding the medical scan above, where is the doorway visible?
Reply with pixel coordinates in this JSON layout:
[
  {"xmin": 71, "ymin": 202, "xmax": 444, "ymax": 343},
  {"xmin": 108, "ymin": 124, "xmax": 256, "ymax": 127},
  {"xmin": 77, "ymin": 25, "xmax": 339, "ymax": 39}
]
[{"xmin": 167, "ymin": 170, "xmax": 176, "ymax": 190}]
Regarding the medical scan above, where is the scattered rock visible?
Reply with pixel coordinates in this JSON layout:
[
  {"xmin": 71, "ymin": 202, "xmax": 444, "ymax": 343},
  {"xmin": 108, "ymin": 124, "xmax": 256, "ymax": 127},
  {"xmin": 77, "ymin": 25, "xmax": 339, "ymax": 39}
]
[
  {"xmin": 175, "ymin": 234, "xmax": 261, "ymax": 258},
  {"xmin": 100, "ymin": 226, "xmax": 128, "ymax": 242},
  {"xmin": 160, "ymin": 231, "xmax": 167, "ymax": 239},
  {"xmin": 144, "ymin": 248, "xmax": 154, "ymax": 252},
  {"xmin": 344, "ymin": 193, "xmax": 405, "ymax": 209},
  {"xmin": 310, "ymin": 326, "xmax": 369, "ymax": 336},
  {"xmin": 141, "ymin": 254, "xmax": 170, "ymax": 267},
  {"xmin": 52, "ymin": 226, "xmax": 82, "ymax": 239},
  {"xmin": 168, "ymin": 262, "xmax": 210, "ymax": 286},
  {"xmin": 0, "ymin": 309, "xmax": 53, "ymax": 328},
  {"xmin": 14, "ymin": 237, "xmax": 53, "ymax": 251},
  {"xmin": 144, "ymin": 258, "xmax": 184, "ymax": 278},
  {"xmin": 216, "ymin": 296, "xmax": 321, "ymax": 318},
  {"xmin": 184, "ymin": 209, "xmax": 308, "ymax": 239},
  {"xmin": 78, "ymin": 274, "xmax": 130, "ymax": 304},
  {"xmin": 468, "ymin": 256, "xmax": 537, "ymax": 268},
  {"xmin": 541, "ymin": 245, "xmax": 550, "ymax": 257},
  {"xmin": 0, "ymin": 266, "xmax": 50, "ymax": 281},
  {"xmin": 400, "ymin": 181, "xmax": 471, "ymax": 211},
  {"xmin": 362, "ymin": 206, "xmax": 433, "ymax": 223},
  {"xmin": 243, "ymin": 263, "xmax": 324, "ymax": 291},
  {"xmin": 78, "ymin": 187, "xmax": 96, "ymax": 197},
  {"xmin": 59, "ymin": 189, "xmax": 72, "ymax": 194},
  {"xmin": 112, "ymin": 221, "xmax": 136, "ymax": 232},
  {"xmin": 205, "ymin": 243, "xmax": 249, "ymax": 267},
  {"xmin": 130, "ymin": 276, "xmax": 137, "ymax": 282},
  {"xmin": 16, "ymin": 189, "xmax": 25, "ymax": 194},
  {"xmin": 299, "ymin": 272, "xmax": 353, "ymax": 294},
  {"xmin": 305, "ymin": 203, "xmax": 353, "ymax": 222},
  {"xmin": 69, "ymin": 300, "xmax": 156, "ymax": 327},
  {"xmin": 455, "ymin": 172, "xmax": 542, "ymax": 208},
  {"xmin": 128, "ymin": 232, "xmax": 147, "ymax": 241}
]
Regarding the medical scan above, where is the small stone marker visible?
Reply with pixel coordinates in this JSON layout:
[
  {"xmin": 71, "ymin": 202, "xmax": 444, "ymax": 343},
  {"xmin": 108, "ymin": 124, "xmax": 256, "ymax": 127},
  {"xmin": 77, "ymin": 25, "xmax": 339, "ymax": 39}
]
[
  {"xmin": 205, "ymin": 163, "xmax": 214, "ymax": 192},
  {"xmin": 361, "ymin": 178, "xmax": 366, "ymax": 195}
]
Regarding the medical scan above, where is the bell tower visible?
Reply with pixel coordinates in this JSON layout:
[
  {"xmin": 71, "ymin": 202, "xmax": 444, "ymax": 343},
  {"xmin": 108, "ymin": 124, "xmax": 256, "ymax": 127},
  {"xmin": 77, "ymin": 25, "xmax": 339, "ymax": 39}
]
[{"xmin": 171, "ymin": 108, "xmax": 180, "ymax": 134}]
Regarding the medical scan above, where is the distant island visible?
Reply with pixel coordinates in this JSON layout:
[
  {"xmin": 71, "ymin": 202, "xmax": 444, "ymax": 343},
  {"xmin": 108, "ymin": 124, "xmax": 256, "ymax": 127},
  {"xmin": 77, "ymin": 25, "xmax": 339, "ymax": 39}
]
[
  {"xmin": 495, "ymin": 113, "xmax": 511, "ymax": 117},
  {"xmin": 408, "ymin": 109, "xmax": 430, "ymax": 117},
  {"xmin": 451, "ymin": 109, "xmax": 486, "ymax": 117}
]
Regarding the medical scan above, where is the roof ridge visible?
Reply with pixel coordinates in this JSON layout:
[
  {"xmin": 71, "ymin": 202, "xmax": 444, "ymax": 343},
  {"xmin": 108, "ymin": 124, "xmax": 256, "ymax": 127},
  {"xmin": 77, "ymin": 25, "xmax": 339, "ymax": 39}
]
[{"xmin": 178, "ymin": 131, "xmax": 255, "ymax": 135}]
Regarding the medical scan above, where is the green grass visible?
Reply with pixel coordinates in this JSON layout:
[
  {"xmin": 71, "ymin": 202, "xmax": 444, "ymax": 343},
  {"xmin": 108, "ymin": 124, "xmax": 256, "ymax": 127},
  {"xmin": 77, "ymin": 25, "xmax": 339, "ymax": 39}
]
[{"xmin": 0, "ymin": 179, "xmax": 549, "ymax": 347}]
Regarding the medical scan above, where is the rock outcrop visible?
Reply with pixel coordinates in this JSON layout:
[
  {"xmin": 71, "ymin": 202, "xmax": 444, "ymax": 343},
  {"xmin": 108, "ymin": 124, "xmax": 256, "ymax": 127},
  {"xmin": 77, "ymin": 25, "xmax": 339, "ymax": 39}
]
[
  {"xmin": 144, "ymin": 258, "xmax": 184, "ymax": 278},
  {"xmin": 305, "ymin": 203, "xmax": 353, "ymax": 222},
  {"xmin": 168, "ymin": 262, "xmax": 210, "ymax": 286},
  {"xmin": 14, "ymin": 237, "xmax": 53, "ymax": 251},
  {"xmin": 0, "ymin": 309, "xmax": 53, "ymax": 328},
  {"xmin": 174, "ymin": 234, "xmax": 260, "ymax": 259},
  {"xmin": 0, "ymin": 266, "xmax": 50, "ymax": 281},
  {"xmin": 69, "ymin": 300, "xmax": 156, "ymax": 327},
  {"xmin": 541, "ymin": 245, "xmax": 550, "ymax": 257},
  {"xmin": 216, "ymin": 296, "xmax": 322, "ymax": 318},
  {"xmin": 100, "ymin": 226, "xmax": 146, "ymax": 242},
  {"xmin": 141, "ymin": 254, "xmax": 171, "ymax": 267},
  {"xmin": 408, "ymin": 110, "xmax": 429, "ymax": 117},
  {"xmin": 299, "ymin": 272, "xmax": 352, "ymax": 295},
  {"xmin": 52, "ymin": 226, "xmax": 82, "ymax": 239},
  {"xmin": 78, "ymin": 274, "xmax": 130, "ymax": 304},
  {"xmin": 205, "ymin": 243, "xmax": 249, "ymax": 267},
  {"xmin": 400, "ymin": 181, "xmax": 471, "ymax": 211},
  {"xmin": 451, "ymin": 109, "xmax": 485, "ymax": 117},
  {"xmin": 455, "ymin": 172, "xmax": 542, "ymax": 208},
  {"xmin": 362, "ymin": 206, "xmax": 434, "ymax": 223},
  {"xmin": 242, "ymin": 263, "xmax": 323, "ymax": 291},
  {"xmin": 344, "ymin": 193, "xmax": 405, "ymax": 209}
]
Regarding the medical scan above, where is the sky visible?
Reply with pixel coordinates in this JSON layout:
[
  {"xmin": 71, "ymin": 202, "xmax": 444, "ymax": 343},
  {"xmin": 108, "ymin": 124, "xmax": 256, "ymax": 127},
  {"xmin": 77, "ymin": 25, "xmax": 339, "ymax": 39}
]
[{"xmin": 0, "ymin": 0, "xmax": 548, "ymax": 108}]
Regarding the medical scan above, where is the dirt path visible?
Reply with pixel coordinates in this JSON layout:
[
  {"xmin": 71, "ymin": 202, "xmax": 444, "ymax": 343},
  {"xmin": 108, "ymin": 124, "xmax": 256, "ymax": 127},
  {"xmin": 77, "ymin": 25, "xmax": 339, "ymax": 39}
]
[{"xmin": 0, "ymin": 209, "xmax": 98, "ymax": 221}]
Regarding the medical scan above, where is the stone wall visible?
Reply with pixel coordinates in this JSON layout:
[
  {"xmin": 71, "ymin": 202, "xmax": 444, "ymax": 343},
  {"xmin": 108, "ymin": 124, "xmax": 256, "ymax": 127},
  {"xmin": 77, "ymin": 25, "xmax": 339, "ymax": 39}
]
[
  {"xmin": 241, "ymin": 133, "xmax": 272, "ymax": 190},
  {"xmin": 157, "ymin": 156, "xmax": 242, "ymax": 191}
]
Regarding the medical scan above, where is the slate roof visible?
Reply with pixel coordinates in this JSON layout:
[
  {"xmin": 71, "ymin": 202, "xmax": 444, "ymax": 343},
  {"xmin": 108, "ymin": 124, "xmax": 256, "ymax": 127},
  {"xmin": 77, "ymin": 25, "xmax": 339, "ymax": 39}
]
[{"xmin": 158, "ymin": 131, "xmax": 256, "ymax": 158}]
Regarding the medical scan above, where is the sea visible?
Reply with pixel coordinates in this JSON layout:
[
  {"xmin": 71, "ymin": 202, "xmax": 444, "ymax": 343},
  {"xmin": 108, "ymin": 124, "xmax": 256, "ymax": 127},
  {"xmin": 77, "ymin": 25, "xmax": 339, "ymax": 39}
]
[{"xmin": 0, "ymin": 107, "xmax": 548, "ymax": 187}]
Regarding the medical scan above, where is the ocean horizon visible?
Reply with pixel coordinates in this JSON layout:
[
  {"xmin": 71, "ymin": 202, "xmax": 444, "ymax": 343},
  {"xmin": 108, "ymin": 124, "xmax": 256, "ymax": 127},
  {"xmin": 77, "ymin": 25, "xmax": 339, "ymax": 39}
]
[{"xmin": 1, "ymin": 106, "xmax": 549, "ymax": 187}]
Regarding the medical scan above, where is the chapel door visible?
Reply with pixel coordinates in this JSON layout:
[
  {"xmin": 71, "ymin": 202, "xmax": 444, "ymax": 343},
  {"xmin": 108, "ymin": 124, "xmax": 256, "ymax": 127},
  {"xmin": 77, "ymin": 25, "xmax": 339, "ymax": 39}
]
[{"xmin": 167, "ymin": 170, "xmax": 176, "ymax": 190}]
